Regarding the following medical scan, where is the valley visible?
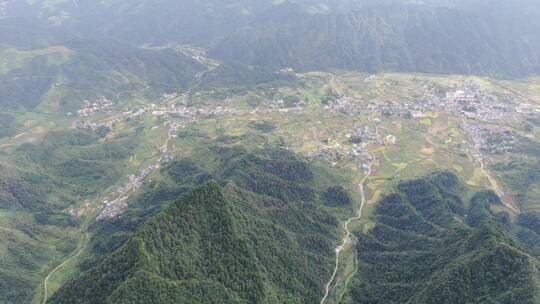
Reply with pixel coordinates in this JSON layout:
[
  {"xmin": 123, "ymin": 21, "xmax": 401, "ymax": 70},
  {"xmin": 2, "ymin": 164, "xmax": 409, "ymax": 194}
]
[
  {"xmin": 1, "ymin": 0, "xmax": 540, "ymax": 303},
  {"xmin": 1, "ymin": 69, "xmax": 536, "ymax": 303}
]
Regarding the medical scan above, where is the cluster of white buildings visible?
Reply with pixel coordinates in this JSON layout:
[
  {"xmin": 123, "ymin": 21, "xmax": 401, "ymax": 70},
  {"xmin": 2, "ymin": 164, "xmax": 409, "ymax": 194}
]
[{"xmin": 77, "ymin": 98, "xmax": 114, "ymax": 117}]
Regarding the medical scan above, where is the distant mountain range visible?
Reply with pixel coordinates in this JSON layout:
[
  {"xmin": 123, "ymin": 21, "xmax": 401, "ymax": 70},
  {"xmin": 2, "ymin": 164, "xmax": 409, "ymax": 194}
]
[
  {"xmin": 2, "ymin": 2, "xmax": 540, "ymax": 303},
  {"xmin": 209, "ymin": 0, "xmax": 540, "ymax": 77},
  {"xmin": 2, "ymin": 0, "xmax": 539, "ymax": 78}
]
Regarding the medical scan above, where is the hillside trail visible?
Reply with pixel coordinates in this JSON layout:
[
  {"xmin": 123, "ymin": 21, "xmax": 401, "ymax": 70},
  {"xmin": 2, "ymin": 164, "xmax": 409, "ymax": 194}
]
[
  {"xmin": 40, "ymin": 124, "xmax": 174, "ymax": 303},
  {"xmin": 320, "ymin": 159, "xmax": 374, "ymax": 304},
  {"xmin": 321, "ymin": 114, "xmax": 381, "ymax": 304},
  {"xmin": 461, "ymin": 118, "xmax": 521, "ymax": 214},
  {"xmin": 479, "ymin": 158, "xmax": 521, "ymax": 214},
  {"xmin": 41, "ymin": 228, "xmax": 88, "ymax": 304}
]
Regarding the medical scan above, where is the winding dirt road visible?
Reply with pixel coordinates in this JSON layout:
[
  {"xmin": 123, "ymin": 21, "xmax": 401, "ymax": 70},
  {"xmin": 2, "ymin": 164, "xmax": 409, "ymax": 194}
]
[
  {"xmin": 321, "ymin": 116, "xmax": 380, "ymax": 304},
  {"xmin": 40, "ymin": 124, "xmax": 175, "ymax": 303},
  {"xmin": 41, "ymin": 228, "xmax": 88, "ymax": 304},
  {"xmin": 479, "ymin": 159, "xmax": 521, "ymax": 214},
  {"xmin": 321, "ymin": 158, "xmax": 374, "ymax": 304}
]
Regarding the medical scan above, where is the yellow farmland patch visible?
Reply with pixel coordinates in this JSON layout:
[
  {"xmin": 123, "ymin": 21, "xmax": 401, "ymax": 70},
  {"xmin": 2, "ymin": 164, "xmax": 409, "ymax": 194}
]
[
  {"xmin": 372, "ymin": 146, "xmax": 391, "ymax": 161},
  {"xmin": 372, "ymin": 146, "xmax": 386, "ymax": 153},
  {"xmin": 425, "ymin": 111, "xmax": 439, "ymax": 118},
  {"xmin": 300, "ymin": 142, "xmax": 317, "ymax": 153},
  {"xmin": 420, "ymin": 118, "xmax": 432, "ymax": 126},
  {"xmin": 367, "ymin": 182, "xmax": 379, "ymax": 191},
  {"xmin": 363, "ymin": 222, "xmax": 376, "ymax": 233},
  {"xmin": 392, "ymin": 162, "xmax": 408, "ymax": 170},
  {"xmin": 449, "ymin": 128, "xmax": 462, "ymax": 139},
  {"xmin": 453, "ymin": 164, "xmax": 463, "ymax": 172},
  {"xmin": 368, "ymin": 189, "xmax": 382, "ymax": 205},
  {"xmin": 226, "ymin": 128, "xmax": 245, "ymax": 137},
  {"xmin": 466, "ymin": 167, "xmax": 484, "ymax": 186},
  {"xmin": 466, "ymin": 180, "xmax": 478, "ymax": 186},
  {"xmin": 420, "ymin": 148, "xmax": 434, "ymax": 155}
]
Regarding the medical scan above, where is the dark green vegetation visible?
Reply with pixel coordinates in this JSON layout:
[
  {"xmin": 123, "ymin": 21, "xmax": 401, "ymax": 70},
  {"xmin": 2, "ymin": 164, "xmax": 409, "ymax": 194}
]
[
  {"xmin": 210, "ymin": 0, "xmax": 540, "ymax": 77},
  {"xmin": 50, "ymin": 147, "xmax": 352, "ymax": 303},
  {"xmin": 0, "ymin": 183, "xmax": 68, "ymax": 304},
  {"xmin": 2, "ymin": 0, "xmax": 540, "ymax": 79},
  {"xmin": 0, "ymin": 41, "xmax": 204, "ymax": 111},
  {"xmin": 0, "ymin": 128, "xmax": 140, "ymax": 303},
  {"xmin": 248, "ymin": 121, "xmax": 277, "ymax": 133},
  {"xmin": 51, "ymin": 183, "xmax": 265, "ymax": 304},
  {"xmin": 1, "ymin": 1, "xmax": 540, "ymax": 303},
  {"xmin": 323, "ymin": 186, "xmax": 352, "ymax": 206},
  {"xmin": 493, "ymin": 137, "xmax": 540, "ymax": 212},
  {"xmin": 197, "ymin": 63, "xmax": 295, "ymax": 90},
  {"xmin": 348, "ymin": 172, "xmax": 540, "ymax": 303},
  {"xmin": 516, "ymin": 213, "xmax": 540, "ymax": 257},
  {"xmin": 0, "ymin": 113, "xmax": 16, "ymax": 138},
  {"xmin": 16, "ymin": 129, "xmax": 138, "ymax": 197}
]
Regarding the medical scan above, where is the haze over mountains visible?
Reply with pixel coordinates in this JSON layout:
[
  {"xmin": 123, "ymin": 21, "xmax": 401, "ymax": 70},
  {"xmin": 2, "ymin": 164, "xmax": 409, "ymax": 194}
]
[
  {"xmin": 1, "ymin": 1, "xmax": 540, "ymax": 304},
  {"xmin": 2, "ymin": 0, "xmax": 540, "ymax": 77}
]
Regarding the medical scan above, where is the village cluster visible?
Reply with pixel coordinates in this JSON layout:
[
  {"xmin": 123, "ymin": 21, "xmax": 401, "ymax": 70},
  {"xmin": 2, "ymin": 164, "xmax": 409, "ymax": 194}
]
[
  {"xmin": 66, "ymin": 78, "xmax": 538, "ymax": 220},
  {"xmin": 76, "ymin": 98, "xmax": 114, "ymax": 117}
]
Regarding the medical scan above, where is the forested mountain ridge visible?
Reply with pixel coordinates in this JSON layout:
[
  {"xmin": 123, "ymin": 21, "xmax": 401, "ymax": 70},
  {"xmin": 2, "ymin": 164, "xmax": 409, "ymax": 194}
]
[
  {"xmin": 49, "ymin": 183, "xmax": 266, "ymax": 304},
  {"xmin": 49, "ymin": 148, "xmax": 347, "ymax": 303},
  {"xmin": 0, "ymin": 127, "xmax": 143, "ymax": 303},
  {"xmin": 2, "ymin": 0, "xmax": 539, "ymax": 78},
  {"xmin": 1, "ymin": 1, "xmax": 539, "ymax": 303},
  {"xmin": 0, "ymin": 40, "xmax": 205, "ymax": 111},
  {"xmin": 209, "ymin": 0, "xmax": 540, "ymax": 77},
  {"xmin": 49, "ymin": 160, "xmax": 540, "ymax": 303},
  {"xmin": 349, "ymin": 172, "xmax": 540, "ymax": 303}
]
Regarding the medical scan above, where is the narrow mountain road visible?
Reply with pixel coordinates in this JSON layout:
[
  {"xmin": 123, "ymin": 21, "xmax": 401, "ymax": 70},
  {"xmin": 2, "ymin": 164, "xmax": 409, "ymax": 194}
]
[
  {"xmin": 321, "ymin": 114, "xmax": 380, "ymax": 304},
  {"xmin": 41, "ymin": 228, "xmax": 88, "ymax": 304},
  {"xmin": 460, "ymin": 117, "xmax": 520, "ymax": 214},
  {"xmin": 321, "ymin": 159, "xmax": 375, "ymax": 304},
  {"xmin": 40, "ymin": 124, "xmax": 175, "ymax": 303},
  {"xmin": 479, "ymin": 158, "xmax": 521, "ymax": 214},
  {"xmin": 321, "ymin": 158, "xmax": 374, "ymax": 304},
  {"xmin": 336, "ymin": 164, "xmax": 373, "ymax": 303}
]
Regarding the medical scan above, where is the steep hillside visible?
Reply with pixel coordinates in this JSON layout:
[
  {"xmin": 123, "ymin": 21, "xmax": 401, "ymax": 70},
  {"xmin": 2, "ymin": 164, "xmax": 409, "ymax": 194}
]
[
  {"xmin": 49, "ymin": 183, "xmax": 265, "ymax": 304},
  {"xmin": 210, "ymin": 0, "xmax": 540, "ymax": 77},
  {"xmin": 0, "ymin": 128, "xmax": 141, "ymax": 303},
  {"xmin": 2, "ymin": 0, "xmax": 539, "ymax": 78},
  {"xmin": 0, "ymin": 162, "xmax": 81, "ymax": 303},
  {"xmin": 0, "ymin": 0, "xmax": 276, "ymax": 46},
  {"xmin": 347, "ymin": 172, "xmax": 540, "ymax": 303},
  {"xmin": 49, "ymin": 166, "xmax": 540, "ymax": 303},
  {"xmin": 0, "ymin": 40, "xmax": 204, "ymax": 111},
  {"xmin": 49, "ymin": 148, "xmax": 347, "ymax": 303}
]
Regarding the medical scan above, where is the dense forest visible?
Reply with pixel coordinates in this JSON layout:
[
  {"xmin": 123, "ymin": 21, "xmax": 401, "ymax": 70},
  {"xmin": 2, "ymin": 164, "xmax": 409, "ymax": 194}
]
[
  {"xmin": 49, "ymin": 154, "xmax": 540, "ymax": 303},
  {"xmin": 210, "ymin": 0, "xmax": 540, "ymax": 77},
  {"xmin": 348, "ymin": 172, "xmax": 540, "ymax": 303},
  {"xmin": 49, "ymin": 148, "xmax": 350, "ymax": 303},
  {"xmin": 0, "ymin": 40, "xmax": 204, "ymax": 111},
  {"xmin": 1, "ymin": 1, "xmax": 540, "ymax": 303},
  {"xmin": 0, "ymin": 128, "xmax": 141, "ymax": 303},
  {"xmin": 2, "ymin": 0, "xmax": 540, "ymax": 79}
]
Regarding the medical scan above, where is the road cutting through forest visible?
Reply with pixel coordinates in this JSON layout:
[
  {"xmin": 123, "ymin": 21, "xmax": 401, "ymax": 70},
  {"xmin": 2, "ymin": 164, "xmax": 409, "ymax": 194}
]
[{"xmin": 321, "ymin": 116, "xmax": 381, "ymax": 304}]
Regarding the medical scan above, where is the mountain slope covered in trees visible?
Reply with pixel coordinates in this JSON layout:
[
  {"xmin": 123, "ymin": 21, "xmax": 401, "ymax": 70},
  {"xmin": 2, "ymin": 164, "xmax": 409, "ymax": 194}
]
[
  {"xmin": 2, "ymin": 0, "xmax": 539, "ymax": 78},
  {"xmin": 49, "ymin": 148, "xmax": 347, "ymax": 303},
  {"xmin": 0, "ymin": 40, "xmax": 204, "ymax": 111},
  {"xmin": 50, "ymin": 183, "xmax": 265, "ymax": 304},
  {"xmin": 49, "ymin": 159, "xmax": 540, "ymax": 303},
  {"xmin": 209, "ymin": 0, "xmax": 540, "ymax": 77},
  {"xmin": 349, "ymin": 172, "xmax": 540, "ymax": 303}
]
